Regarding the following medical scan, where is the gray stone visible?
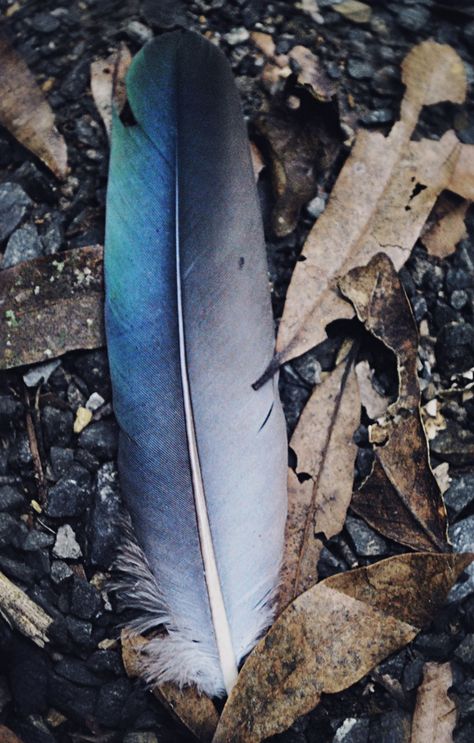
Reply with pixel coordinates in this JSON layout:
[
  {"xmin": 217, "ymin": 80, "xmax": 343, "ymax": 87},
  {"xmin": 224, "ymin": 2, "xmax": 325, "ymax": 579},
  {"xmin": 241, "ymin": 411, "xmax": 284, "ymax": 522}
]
[
  {"xmin": 87, "ymin": 462, "xmax": 122, "ymax": 567},
  {"xmin": 23, "ymin": 360, "xmax": 61, "ymax": 388},
  {"xmin": 451, "ymin": 289, "xmax": 469, "ymax": 310},
  {"xmin": 444, "ymin": 474, "xmax": 474, "ymax": 516},
  {"xmin": 347, "ymin": 58, "xmax": 375, "ymax": 79},
  {"xmin": 49, "ymin": 446, "xmax": 75, "ymax": 480},
  {"xmin": 2, "ymin": 223, "xmax": 43, "ymax": 269},
  {"xmin": 46, "ymin": 463, "xmax": 92, "ymax": 518},
  {"xmin": 53, "ymin": 524, "xmax": 82, "ymax": 560},
  {"xmin": 224, "ymin": 27, "xmax": 250, "ymax": 45},
  {"xmin": 21, "ymin": 530, "xmax": 55, "ymax": 551},
  {"xmin": 123, "ymin": 735, "xmax": 159, "ymax": 743},
  {"xmin": 0, "ymin": 182, "xmax": 32, "ymax": 243},
  {"xmin": 51, "ymin": 560, "xmax": 73, "ymax": 584},
  {"xmin": 396, "ymin": 6, "xmax": 430, "ymax": 32},
  {"xmin": 455, "ymin": 634, "xmax": 474, "ymax": 666},
  {"xmin": 345, "ymin": 515, "xmax": 389, "ymax": 557},
  {"xmin": 368, "ymin": 709, "xmax": 410, "ymax": 742},
  {"xmin": 126, "ymin": 20, "xmax": 153, "ymax": 45},
  {"xmin": 448, "ymin": 515, "xmax": 474, "ymax": 602},
  {"xmin": 0, "ymin": 485, "xmax": 24, "ymax": 512}
]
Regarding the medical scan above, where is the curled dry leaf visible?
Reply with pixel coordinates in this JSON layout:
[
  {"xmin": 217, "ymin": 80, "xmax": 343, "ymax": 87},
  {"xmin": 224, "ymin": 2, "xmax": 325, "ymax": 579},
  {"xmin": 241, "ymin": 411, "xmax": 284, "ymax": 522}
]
[
  {"xmin": 122, "ymin": 631, "xmax": 219, "ymax": 743},
  {"xmin": 0, "ymin": 246, "xmax": 104, "ymax": 370},
  {"xmin": 256, "ymin": 88, "xmax": 343, "ymax": 237},
  {"xmin": 213, "ymin": 553, "xmax": 473, "ymax": 743},
  {"xmin": 0, "ymin": 570, "xmax": 53, "ymax": 648},
  {"xmin": 0, "ymin": 35, "xmax": 67, "ymax": 179},
  {"xmin": 410, "ymin": 662, "xmax": 456, "ymax": 743},
  {"xmin": 421, "ymin": 192, "xmax": 469, "ymax": 259},
  {"xmin": 352, "ymin": 415, "xmax": 448, "ymax": 551},
  {"xmin": 339, "ymin": 253, "xmax": 419, "ymax": 414},
  {"xmin": 355, "ymin": 360, "xmax": 391, "ymax": 420},
  {"xmin": 90, "ymin": 43, "xmax": 132, "ymax": 138},
  {"xmin": 273, "ymin": 41, "xmax": 471, "ymax": 371},
  {"xmin": 278, "ymin": 350, "xmax": 360, "ymax": 612}
]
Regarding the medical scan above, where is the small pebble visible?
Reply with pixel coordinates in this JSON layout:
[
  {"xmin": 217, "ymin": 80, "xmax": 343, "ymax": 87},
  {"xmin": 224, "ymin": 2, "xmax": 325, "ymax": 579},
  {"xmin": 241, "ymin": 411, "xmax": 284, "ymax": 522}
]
[
  {"xmin": 86, "ymin": 392, "xmax": 106, "ymax": 412},
  {"xmin": 53, "ymin": 524, "xmax": 82, "ymax": 560},
  {"xmin": 0, "ymin": 485, "xmax": 24, "ymax": 512},
  {"xmin": 74, "ymin": 406, "xmax": 93, "ymax": 434},
  {"xmin": 51, "ymin": 559, "xmax": 74, "ymax": 584},
  {"xmin": 23, "ymin": 360, "xmax": 61, "ymax": 388},
  {"xmin": 2, "ymin": 223, "xmax": 43, "ymax": 269},
  {"xmin": 347, "ymin": 57, "xmax": 374, "ymax": 79},
  {"xmin": 31, "ymin": 11, "xmax": 60, "ymax": 33},
  {"xmin": 224, "ymin": 27, "xmax": 250, "ymax": 45},
  {"xmin": 450, "ymin": 289, "xmax": 468, "ymax": 310},
  {"xmin": 126, "ymin": 20, "xmax": 153, "ymax": 44},
  {"xmin": 0, "ymin": 182, "xmax": 32, "ymax": 243}
]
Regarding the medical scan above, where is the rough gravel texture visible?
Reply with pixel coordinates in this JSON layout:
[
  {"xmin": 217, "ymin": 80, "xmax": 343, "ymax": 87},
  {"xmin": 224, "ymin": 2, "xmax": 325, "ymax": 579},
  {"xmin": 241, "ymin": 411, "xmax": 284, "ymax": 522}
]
[{"xmin": 1, "ymin": 1, "xmax": 474, "ymax": 742}]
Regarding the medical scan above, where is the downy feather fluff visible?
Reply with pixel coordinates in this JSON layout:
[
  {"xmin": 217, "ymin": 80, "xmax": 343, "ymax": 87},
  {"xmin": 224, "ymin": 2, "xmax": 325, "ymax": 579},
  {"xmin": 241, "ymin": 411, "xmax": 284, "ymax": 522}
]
[{"xmin": 104, "ymin": 30, "xmax": 287, "ymax": 697}]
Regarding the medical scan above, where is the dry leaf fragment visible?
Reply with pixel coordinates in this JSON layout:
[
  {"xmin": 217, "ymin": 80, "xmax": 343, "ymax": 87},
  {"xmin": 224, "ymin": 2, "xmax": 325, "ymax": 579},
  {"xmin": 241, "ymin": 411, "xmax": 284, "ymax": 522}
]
[
  {"xmin": 0, "ymin": 35, "xmax": 67, "ymax": 179},
  {"xmin": 355, "ymin": 361, "xmax": 391, "ymax": 420},
  {"xmin": 340, "ymin": 254, "xmax": 419, "ymax": 414},
  {"xmin": 288, "ymin": 46, "xmax": 335, "ymax": 101},
  {"xmin": 0, "ymin": 726, "xmax": 24, "ymax": 743},
  {"xmin": 90, "ymin": 44, "xmax": 132, "ymax": 138},
  {"xmin": 0, "ymin": 245, "xmax": 104, "ymax": 370},
  {"xmin": 122, "ymin": 631, "xmax": 219, "ymax": 743},
  {"xmin": 213, "ymin": 553, "xmax": 472, "ymax": 743},
  {"xmin": 421, "ymin": 193, "xmax": 469, "ymax": 259},
  {"xmin": 352, "ymin": 415, "xmax": 448, "ymax": 552},
  {"xmin": 0, "ymin": 570, "xmax": 53, "ymax": 647},
  {"xmin": 279, "ymin": 352, "xmax": 360, "ymax": 611},
  {"xmin": 410, "ymin": 662, "xmax": 456, "ymax": 743},
  {"xmin": 274, "ymin": 41, "xmax": 470, "ymax": 370}
]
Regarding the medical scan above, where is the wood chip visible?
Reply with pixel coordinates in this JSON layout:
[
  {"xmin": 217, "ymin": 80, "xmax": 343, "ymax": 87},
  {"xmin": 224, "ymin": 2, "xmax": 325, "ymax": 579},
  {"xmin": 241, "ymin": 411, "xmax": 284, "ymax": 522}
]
[
  {"xmin": 0, "ymin": 34, "xmax": 67, "ymax": 179},
  {"xmin": 0, "ymin": 570, "xmax": 53, "ymax": 647}
]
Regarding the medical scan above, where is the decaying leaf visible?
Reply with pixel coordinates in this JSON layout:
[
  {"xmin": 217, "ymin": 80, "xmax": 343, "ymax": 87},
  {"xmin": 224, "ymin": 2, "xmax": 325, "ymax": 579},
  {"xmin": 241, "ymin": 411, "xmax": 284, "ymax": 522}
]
[
  {"xmin": 0, "ymin": 246, "xmax": 104, "ymax": 370},
  {"xmin": 278, "ymin": 351, "xmax": 360, "ymax": 611},
  {"xmin": 90, "ymin": 43, "xmax": 132, "ymax": 138},
  {"xmin": 256, "ymin": 87, "xmax": 343, "ymax": 237},
  {"xmin": 355, "ymin": 360, "xmax": 391, "ymax": 420},
  {"xmin": 0, "ymin": 34, "xmax": 67, "ymax": 179},
  {"xmin": 352, "ymin": 415, "xmax": 448, "ymax": 551},
  {"xmin": 340, "ymin": 254, "xmax": 419, "ymax": 414},
  {"xmin": 274, "ymin": 41, "xmax": 472, "ymax": 369},
  {"xmin": 0, "ymin": 726, "xmax": 24, "ymax": 743},
  {"xmin": 122, "ymin": 631, "xmax": 219, "ymax": 743},
  {"xmin": 288, "ymin": 45, "xmax": 335, "ymax": 101},
  {"xmin": 213, "ymin": 553, "xmax": 472, "ymax": 743},
  {"xmin": 421, "ymin": 193, "xmax": 469, "ymax": 259},
  {"xmin": 410, "ymin": 662, "xmax": 456, "ymax": 743}
]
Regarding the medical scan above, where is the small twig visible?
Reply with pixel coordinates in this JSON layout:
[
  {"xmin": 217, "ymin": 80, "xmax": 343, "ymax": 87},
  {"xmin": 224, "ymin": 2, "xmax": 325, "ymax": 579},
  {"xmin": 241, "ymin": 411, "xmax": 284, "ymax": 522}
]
[
  {"xmin": 23, "ymin": 385, "xmax": 48, "ymax": 504},
  {"xmin": 0, "ymin": 570, "xmax": 53, "ymax": 647}
]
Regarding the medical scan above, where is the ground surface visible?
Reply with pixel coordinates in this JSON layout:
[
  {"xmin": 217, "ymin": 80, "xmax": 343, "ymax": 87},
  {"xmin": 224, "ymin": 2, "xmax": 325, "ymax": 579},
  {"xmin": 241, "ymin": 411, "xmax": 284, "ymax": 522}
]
[{"xmin": 1, "ymin": 1, "xmax": 474, "ymax": 742}]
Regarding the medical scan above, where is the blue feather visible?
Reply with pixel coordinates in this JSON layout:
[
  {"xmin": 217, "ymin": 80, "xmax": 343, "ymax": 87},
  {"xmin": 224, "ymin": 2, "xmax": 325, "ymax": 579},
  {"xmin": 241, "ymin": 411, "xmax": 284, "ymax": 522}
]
[{"xmin": 104, "ymin": 30, "xmax": 287, "ymax": 696}]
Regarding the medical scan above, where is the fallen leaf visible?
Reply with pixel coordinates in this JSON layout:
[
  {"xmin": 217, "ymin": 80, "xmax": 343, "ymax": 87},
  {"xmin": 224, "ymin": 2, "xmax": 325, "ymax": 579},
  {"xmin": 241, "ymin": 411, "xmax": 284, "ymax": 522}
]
[
  {"xmin": 352, "ymin": 415, "xmax": 448, "ymax": 551},
  {"xmin": 421, "ymin": 193, "xmax": 469, "ymax": 259},
  {"xmin": 355, "ymin": 360, "xmax": 391, "ymax": 420},
  {"xmin": 339, "ymin": 253, "xmax": 419, "ymax": 414},
  {"xmin": 256, "ymin": 86, "xmax": 343, "ymax": 237},
  {"xmin": 0, "ymin": 246, "xmax": 104, "ymax": 370},
  {"xmin": 249, "ymin": 31, "xmax": 276, "ymax": 58},
  {"xmin": 273, "ymin": 41, "xmax": 470, "ymax": 370},
  {"xmin": 90, "ymin": 43, "xmax": 132, "ymax": 138},
  {"xmin": 410, "ymin": 662, "xmax": 456, "ymax": 743},
  {"xmin": 122, "ymin": 631, "xmax": 219, "ymax": 743},
  {"xmin": 0, "ymin": 726, "xmax": 24, "ymax": 743},
  {"xmin": 432, "ymin": 462, "xmax": 451, "ymax": 496},
  {"xmin": 213, "ymin": 553, "xmax": 472, "ymax": 743},
  {"xmin": 279, "ymin": 351, "xmax": 360, "ymax": 611},
  {"xmin": 0, "ymin": 34, "xmax": 67, "ymax": 179},
  {"xmin": 288, "ymin": 45, "xmax": 335, "ymax": 101}
]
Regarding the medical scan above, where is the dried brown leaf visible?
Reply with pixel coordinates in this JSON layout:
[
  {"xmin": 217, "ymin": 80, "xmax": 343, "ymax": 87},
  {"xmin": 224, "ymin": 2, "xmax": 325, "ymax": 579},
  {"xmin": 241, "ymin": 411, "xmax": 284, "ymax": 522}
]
[
  {"xmin": 122, "ymin": 632, "xmax": 219, "ymax": 743},
  {"xmin": 421, "ymin": 193, "xmax": 469, "ymax": 259},
  {"xmin": 0, "ymin": 35, "xmax": 67, "ymax": 178},
  {"xmin": 410, "ymin": 662, "xmax": 456, "ymax": 743},
  {"xmin": 275, "ymin": 42, "xmax": 469, "ymax": 368},
  {"xmin": 339, "ymin": 253, "xmax": 419, "ymax": 413},
  {"xmin": 352, "ymin": 415, "xmax": 448, "ymax": 551},
  {"xmin": 256, "ymin": 89, "xmax": 342, "ymax": 237},
  {"xmin": 279, "ymin": 353, "xmax": 360, "ymax": 611},
  {"xmin": 288, "ymin": 46, "xmax": 335, "ymax": 101},
  {"xmin": 0, "ymin": 246, "xmax": 104, "ymax": 370},
  {"xmin": 90, "ymin": 44, "xmax": 132, "ymax": 138},
  {"xmin": 213, "ymin": 553, "xmax": 472, "ymax": 743},
  {"xmin": 0, "ymin": 726, "xmax": 24, "ymax": 743}
]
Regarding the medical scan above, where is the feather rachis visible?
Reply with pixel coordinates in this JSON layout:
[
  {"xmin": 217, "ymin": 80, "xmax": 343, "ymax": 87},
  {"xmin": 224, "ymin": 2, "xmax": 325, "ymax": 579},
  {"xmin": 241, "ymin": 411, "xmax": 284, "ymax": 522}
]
[{"xmin": 105, "ymin": 30, "xmax": 288, "ymax": 697}]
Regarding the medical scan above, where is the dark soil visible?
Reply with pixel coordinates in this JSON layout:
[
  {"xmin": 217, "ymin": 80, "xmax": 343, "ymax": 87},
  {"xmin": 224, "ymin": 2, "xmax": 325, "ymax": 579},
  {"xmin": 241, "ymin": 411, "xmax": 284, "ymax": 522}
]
[{"xmin": 1, "ymin": 1, "xmax": 474, "ymax": 742}]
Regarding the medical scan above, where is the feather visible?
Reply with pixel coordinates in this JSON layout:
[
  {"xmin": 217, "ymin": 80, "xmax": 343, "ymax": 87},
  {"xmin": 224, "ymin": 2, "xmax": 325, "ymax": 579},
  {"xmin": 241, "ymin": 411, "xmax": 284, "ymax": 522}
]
[{"xmin": 104, "ymin": 30, "xmax": 287, "ymax": 697}]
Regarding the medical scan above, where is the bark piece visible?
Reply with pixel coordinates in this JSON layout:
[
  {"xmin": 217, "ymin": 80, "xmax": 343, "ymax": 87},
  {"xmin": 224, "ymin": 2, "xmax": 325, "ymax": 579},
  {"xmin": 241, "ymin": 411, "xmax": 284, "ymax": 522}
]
[
  {"xmin": 410, "ymin": 662, "xmax": 456, "ymax": 743},
  {"xmin": 0, "ymin": 570, "xmax": 53, "ymax": 647},
  {"xmin": 279, "ymin": 353, "xmax": 360, "ymax": 611},
  {"xmin": 213, "ymin": 553, "xmax": 472, "ymax": 743},
  {"xmin": 0, "ymin": 34, "xmax": 67, "ymax": 178},
  {"xmin": 0, "ymin": 246, "xmax": 104, "ymax": 370}
]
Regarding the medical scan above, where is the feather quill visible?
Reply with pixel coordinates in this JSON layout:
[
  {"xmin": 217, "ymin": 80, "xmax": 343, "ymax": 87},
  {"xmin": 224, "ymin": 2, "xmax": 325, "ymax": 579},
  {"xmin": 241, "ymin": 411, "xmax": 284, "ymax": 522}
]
[{"xmin": 104, "ymin": 30, "xmax": 287, "ymax": 697}]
